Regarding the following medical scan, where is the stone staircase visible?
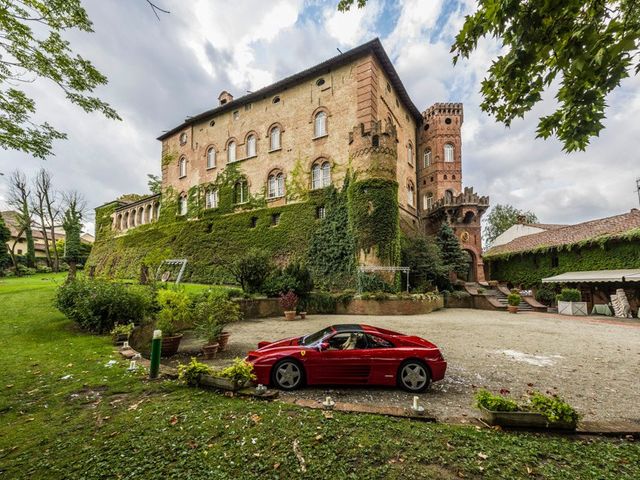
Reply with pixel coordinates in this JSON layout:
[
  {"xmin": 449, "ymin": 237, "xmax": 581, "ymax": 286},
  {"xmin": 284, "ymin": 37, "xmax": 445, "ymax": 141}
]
[{"xmin": 493, "ymin": 287, "xmax": 534, "ymax": 312}]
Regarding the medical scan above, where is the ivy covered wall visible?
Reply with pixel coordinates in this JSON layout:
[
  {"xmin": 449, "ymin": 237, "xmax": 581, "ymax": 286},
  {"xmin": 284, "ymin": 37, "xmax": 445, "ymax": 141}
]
[{"xmin": 486, "ymin": 239, "xmax": 640, "ymax": 287}]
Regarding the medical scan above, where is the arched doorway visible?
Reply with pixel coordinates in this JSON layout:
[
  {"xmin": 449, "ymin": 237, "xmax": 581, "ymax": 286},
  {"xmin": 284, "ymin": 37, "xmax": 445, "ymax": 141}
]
[{"xmin": 463, "ymin": 249, "xmax": 476, "ymax": 282}]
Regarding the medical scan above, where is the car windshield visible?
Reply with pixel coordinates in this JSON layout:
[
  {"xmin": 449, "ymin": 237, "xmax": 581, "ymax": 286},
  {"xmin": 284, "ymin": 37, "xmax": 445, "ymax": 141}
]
[{"xmin": 300, "ymin": 326, "xmax": 334, "ymax": 346}]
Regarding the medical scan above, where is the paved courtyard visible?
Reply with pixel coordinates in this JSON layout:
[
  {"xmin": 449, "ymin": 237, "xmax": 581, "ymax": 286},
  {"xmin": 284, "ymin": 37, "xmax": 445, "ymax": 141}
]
[{"xmin": 193, "ymin": 308, "xmax": 640, "ymax": 422}]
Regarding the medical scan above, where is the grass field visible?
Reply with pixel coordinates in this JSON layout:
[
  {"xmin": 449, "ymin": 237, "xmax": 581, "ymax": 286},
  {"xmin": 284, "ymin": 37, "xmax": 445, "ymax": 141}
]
[{"xmin": 0, "ymin": 274, "xmax": 638, "ymax": 479}]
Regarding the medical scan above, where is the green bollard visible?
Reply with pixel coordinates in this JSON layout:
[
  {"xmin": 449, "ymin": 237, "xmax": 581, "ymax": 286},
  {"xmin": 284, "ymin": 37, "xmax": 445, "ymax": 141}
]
[{"xmin": 149, "ymin": 329, "xmax": 162, "ymax": 379}]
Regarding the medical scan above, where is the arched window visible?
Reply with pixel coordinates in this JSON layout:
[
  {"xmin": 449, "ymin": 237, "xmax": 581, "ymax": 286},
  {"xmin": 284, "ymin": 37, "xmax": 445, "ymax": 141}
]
[
  {"xmin": 116, "ymin": 214, "xmax": 122, "ymax": 231},
  {"xmin": 206, "ymin": 147, "xmax": 216, "ymax": 169},
  {"xmin": 269, "ymin": 126, "xmax": 281, "ymax": 150},
  {"xmin": 407, "ymin": 143, "xmax": 414, "ymax": 165},
  {"xmin": 312, "ymin": 161, "xmax": 331, "ymax": 189},
  {"xmin": 246, "ymin": 134, "xmax": 256, "ymax": 157},
  {"xmin": 205, "ymin": 188, "xmax": 218, "ymax": 209},
  {"xmin": 407, "ymin": 181, "xmax": 415, "ymax": 207},
  {"xmin": 227, "ymin": 140, "xmax": 236, "ymax": 163},
  {"xmin": 444, "ymin": 143, "xmax": 454, "ymax": 163},
  {"xmin": 123, "ymin": 212, "xmax": 129, "ymax": 229},
  {"xmin": 130, "ymin": 211, "xmax": 136, "ymax": 227},
  {"xmin": 234, "ymin": 179, "xmax": 248, "ymax": 204},
  {"xmin": 424, "ymin": 192, "xmax": 433, "ymax": 210},
  {"xmin": 372, "ymin": 135, "xmax": 379, "ymax": 147},
  {"xmin": 268, "ymin": 172, "xmax": 285, "ymax": 199},
  {"xmin": 314, "ymin": 111, "xmax": 327, "ymax": 137},
  {"xmin": 444, "ymin": 189, "xmax": 454, "ymax": 203},
  {"xmin": 178, "ymin": 157, "xmax": 187, "ymax": 178},
  {"xmin": 423, "ymin": 149, "xmax": 431, "ymax": 168},
  {"xmin": 178, "ymin": 195, "xmax": 188, "ymax": 215}
]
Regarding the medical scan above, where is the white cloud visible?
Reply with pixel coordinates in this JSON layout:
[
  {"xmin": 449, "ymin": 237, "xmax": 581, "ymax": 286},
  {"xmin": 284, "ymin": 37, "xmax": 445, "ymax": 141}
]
[{"xmin": 323, "ymin": 0, "xmax": 382, "ymax": 45}]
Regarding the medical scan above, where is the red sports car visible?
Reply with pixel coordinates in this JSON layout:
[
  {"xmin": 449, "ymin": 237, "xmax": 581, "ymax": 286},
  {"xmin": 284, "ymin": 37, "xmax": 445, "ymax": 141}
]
[{"xmin": 245, "ymin": 324, "xmax": 446, "ymax": 392}]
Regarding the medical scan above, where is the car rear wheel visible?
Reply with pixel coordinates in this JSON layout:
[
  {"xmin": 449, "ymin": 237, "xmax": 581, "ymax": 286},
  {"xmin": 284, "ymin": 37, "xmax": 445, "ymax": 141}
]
[
  {"xmin": 398, "ymin": 360, "xmax": 430, "ymax": 392},
  {"xmin": 272, "ymin": 359, "xmax": 304, "ymax": 390}
]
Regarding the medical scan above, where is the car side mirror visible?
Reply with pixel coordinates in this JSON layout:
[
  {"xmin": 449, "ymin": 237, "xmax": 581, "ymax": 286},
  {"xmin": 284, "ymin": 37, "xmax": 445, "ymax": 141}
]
[{"xmin": 319, "ymin": 342, "xmax": 329, "ymax": 351}]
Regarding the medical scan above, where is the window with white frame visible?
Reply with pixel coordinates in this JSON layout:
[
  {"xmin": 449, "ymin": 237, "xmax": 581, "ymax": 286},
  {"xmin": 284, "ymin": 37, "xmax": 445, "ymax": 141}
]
[
  {"xmin": 407, "ymin": 182, "xmax": 415, "ymax": 207},
  {"xmin": 178, "ymin": 157, "xmax": 187, "ymax": 178},
  {"xmin": 268, "ymin": 172, "xmax": 285, "ymax": 199},
  {"xmin": 178, "ymin": 195, "xmax": 187, "ymax": 215},
  {"xmin": 314, "ymin": 111, "xmax": 327, "ymax": 137},
  {"xmin": 312, "ymin": 161, "xmax": 331, "ymax": 189},
  {"xmin": 234, "ymin": 179, "xmax": 248, "ymax": 204},
  {"xmin": 206, "ymin": 147, "xmax": 216, "ymax": 169},
  {"xmin": 444, "ymin": 143, "xmax": 454, "ymax": 162},
  {"xmin": 227, "ymin": 140, "xmax": 236, "ymax": 163},
  {"xmin": 424, "ymin": 192, "xmax": 433, "ymax": 210},
  {"xmin": 246, "ymin": 134, "xmax": 256, "ymax": 157},
  {"xmin": 423, "ymin": 149, "xmax": 431, "ymax": 168},
  {"xmin": 407, "ymin": 143, "xmax": 413, "ymax": 165},
  {"xmin": 269, "ymin": 126, "xmax": 281, "ymax": 150},
  {"xmin": 205, "ymin": 188, "xmax": 218, "ymax": 209}
]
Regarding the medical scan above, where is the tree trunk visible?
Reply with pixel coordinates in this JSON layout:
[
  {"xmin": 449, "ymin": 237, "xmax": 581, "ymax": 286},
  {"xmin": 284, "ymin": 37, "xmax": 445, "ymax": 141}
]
[
  {"xmin": 46, "ymin": 199, "xmax": 59, "ymax": 272},
  {"xmin": 67, "ymin": 261, "xmax": 77, "ymax": 282},
  {"xmin": 36, "ymin": 207, "xmax": 52, "ymax": 267}
]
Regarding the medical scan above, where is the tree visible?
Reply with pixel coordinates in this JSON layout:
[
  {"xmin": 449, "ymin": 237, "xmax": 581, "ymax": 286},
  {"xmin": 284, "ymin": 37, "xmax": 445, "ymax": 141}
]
[
  {"xmin": 401, "ymin": 232, "xmax": 448, "ymax": 291},
  {"xmin": 436, "ymin": 223, "xmax": 470, "ymax": 282},
  {"xmin": 0, "ymin": 213, "xmax": 11, "ymax": 273},
  {"xmin": 147, "ymin": 174, "xmax": 162, "ymax": 194},
  {"xmin": 483, "ymin": 204, "xmax": 538, "ymax": 248},
  {"xmin": 8, "ymin": 171, "xmax": 35, "ymax": 268},
  {"xmin": 32, "ymin": 168, "xmax": 54, "ymax": 267},
  {"xmin": 213, "ymin": 249, "xmax": 273, "ymax": 293},
  {"xmin": 338, "ymin": 1, "xmax": 640, "ymax": 151},
  {"xmin": 0, "ymin": 1, "xmax": 121, "ymax": 159},
  {"xmin": 61, "ymin": 191, "xmax": 85, "ymax": 282}
]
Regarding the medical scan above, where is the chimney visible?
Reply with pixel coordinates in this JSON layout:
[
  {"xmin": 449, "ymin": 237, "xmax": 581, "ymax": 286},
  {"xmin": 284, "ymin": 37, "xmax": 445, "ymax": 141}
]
[
  {"xmin": 516, "ymin": 214, "xmax": 526, "ymax": 224},
  {"xmin": 218, "ymin": 91, "xmax": 233, "ymax": 106}
]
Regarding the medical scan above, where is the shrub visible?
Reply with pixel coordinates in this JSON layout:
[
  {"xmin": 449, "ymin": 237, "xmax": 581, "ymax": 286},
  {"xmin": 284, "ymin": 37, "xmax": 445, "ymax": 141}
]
[
  {"xmin": 156, "ymin": 289, "xmax": 191, "ymax": 336},
  {"xmin": 110, "ymin": 322, "xmax": 134, "ymax": 340},
  {"xmin": 475, "ymin": 389, "xmax": 519, "ymax": 412},
  {"xmin": 529, "ymin": 392, "xmax": 579, "ymax": 424},
  {"xmin": 279, "ymin": 290, "xmax": 298, "ymax": 311},
  {"xmin": 16, "ymin": 264, "xmax": 36, "ymax": 276},
  {"xmin": 556, "ymin": 288, "xmax": 581, "ymax": 302},
  {"xmin": 299, "ymin": 291, "xmax": 337, "ymax": 313},
  {"xmin": 261, "ymin": 261, "xmax": 313, "ymax": 298},
  {"xmin": 228, "ymin": 250, "xmax": 272, "ymax": 293},
  {"xmin": 215, "ymin": 358, "xmax": 256, "ymax": 385},
  {"xmin": 507, "ymin": 293, "xmax": 521, "ymax": 306},
  {"xmin": 55, "ymin": 279, "xmax": 154, "ymax": 334},
  {"xmin": 356, "ymin": 272, "xmax": 395, "ymax": 293},
  {"xmin": 193, "ymin": 291, "xmax": 242, "ymax": 344},
  {"xmin": 36, "ymin": 265, "xmax": 52, "ymax": 274},
  {"xmin": 535, "ymin": 285, "xmax": 556, "ymax": 306},
  {"xmin": 178, "ymin": 357, "xmax": 212, "ymax": 386}
]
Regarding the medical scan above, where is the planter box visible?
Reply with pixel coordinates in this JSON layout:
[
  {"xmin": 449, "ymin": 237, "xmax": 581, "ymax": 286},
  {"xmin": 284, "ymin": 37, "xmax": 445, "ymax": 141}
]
[
  {"xmin": 479, "ymin": 406, "xmax": 576, "ymax": 430},
  {"xmin": 557, "ymin": 301, "xmax": 588, "ymax": 316},
  {"xmin": 198, "ymin": 374, "xmax": 255, "ymax": 392}
]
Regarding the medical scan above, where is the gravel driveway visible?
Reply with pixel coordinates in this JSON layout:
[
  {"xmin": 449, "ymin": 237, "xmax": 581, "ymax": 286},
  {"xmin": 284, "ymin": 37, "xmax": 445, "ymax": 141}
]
[{"xmin": 187, "ymin": 309, "xmax": 640, "ymax": 422}]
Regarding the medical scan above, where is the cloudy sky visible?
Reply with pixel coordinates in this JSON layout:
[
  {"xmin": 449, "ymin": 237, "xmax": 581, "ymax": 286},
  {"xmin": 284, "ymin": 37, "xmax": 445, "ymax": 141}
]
[{"xmin": 1, "ymin": 0, "xmax": 639, "ymax": 234}]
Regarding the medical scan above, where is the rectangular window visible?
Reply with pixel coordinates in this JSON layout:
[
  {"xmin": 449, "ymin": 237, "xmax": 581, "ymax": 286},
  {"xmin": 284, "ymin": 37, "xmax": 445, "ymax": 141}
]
[
  {"xmin": 551, "ymin": 254, "xmax": 559, "ymax": 268},
  {"xmin": 232, "ymin": 110, "xmax": 239, "ymax": 120},
  {"xmin": 205, "ymin": 189, "xmax": 218, "ymax": 209},
  {"xmin": 271, "ymin": 213, "xmax": 281, "ymax": 226},
  {"xmin": 244, "ymin": 103, "xmax": 252, "ymax": 111},
  {"xmin": 316, "ymin": 206, "xmax": 326, "ymax": 219},
  {"xmin": 250, "ymin": 217, "xmax": 258, "ymax": 228}
]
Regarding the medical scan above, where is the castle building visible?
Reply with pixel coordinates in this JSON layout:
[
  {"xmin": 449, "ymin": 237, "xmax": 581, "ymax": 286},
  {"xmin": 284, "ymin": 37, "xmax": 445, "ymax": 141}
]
[{"xmin": 95, "ymin": 38, "xmax": 488, "ymax": 283}]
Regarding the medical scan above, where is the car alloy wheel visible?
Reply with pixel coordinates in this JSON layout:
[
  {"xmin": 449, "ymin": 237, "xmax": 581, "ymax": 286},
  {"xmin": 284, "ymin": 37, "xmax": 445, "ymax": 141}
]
[
  {"xmin": 399, "ymin": 361, "xmax": 430, "ymax": 392},
  {"xmin": 273, "ymin": 360, "xmax": 303, "ymax": 390}
]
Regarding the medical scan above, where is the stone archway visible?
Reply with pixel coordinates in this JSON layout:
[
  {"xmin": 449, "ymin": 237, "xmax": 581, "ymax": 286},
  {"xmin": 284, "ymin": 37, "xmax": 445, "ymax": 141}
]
[{"xmin": 463, "ymin": 249, "xmax": 476, "ymax": 283}]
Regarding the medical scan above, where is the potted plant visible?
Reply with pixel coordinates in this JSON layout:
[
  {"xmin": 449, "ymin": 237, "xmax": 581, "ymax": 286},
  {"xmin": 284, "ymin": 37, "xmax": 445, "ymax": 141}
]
[
  {"xmin": 556, "ymin": 288, "xmax": 587, "ymax": 316},
  {"xmin": 507, "ymin": 293, "xmax": 521, "ymax": 313},
  {"xmin": 193, "ymin": 291, "xmax": 242, "ymax": 355},
  {"xmin": 475, "ymin": 389, "xmax": 579, "ymax": 430},
  {"xmin": 179, "ymin": 357, "xmax": 257, "ymax": 391},
  {"xmin": 110, "ymin": 322, "xmax": 134, "ymax": 345},
  {"xmin": 279, "ymin": 290, "xmax": 298, "ymax": 321},
  {"xmin": 156, "ymin": 289, "xmax": 191, "ymax": 357}
]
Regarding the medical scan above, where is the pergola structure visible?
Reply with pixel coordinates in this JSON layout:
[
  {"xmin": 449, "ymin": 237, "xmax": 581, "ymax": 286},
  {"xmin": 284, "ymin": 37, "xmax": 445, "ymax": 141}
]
[{"xmin": 155, "ymin": 259, "xmax": 188, "ymax": 285}]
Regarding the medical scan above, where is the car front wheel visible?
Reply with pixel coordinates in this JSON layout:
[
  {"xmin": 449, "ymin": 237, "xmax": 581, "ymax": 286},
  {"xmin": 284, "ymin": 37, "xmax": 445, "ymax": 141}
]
[
  {"xmin": 398, "ymin": 360, "xmax": 431, "ymax": 392},
  {"xmin": 272, "ymin": 359, "xmax": 304, "ymax": 390}
]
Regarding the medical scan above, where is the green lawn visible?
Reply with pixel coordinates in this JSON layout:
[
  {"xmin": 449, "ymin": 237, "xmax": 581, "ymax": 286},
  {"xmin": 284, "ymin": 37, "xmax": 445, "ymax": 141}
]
[{"xmin": 0, "ymin": 274, "xmax": 638, "ymax": 479}]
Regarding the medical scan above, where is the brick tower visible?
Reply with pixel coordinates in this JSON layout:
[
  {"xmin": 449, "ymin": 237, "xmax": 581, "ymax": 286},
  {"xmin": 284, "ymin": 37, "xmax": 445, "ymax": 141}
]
[{"xmin": 418, "ymin": 103, "xmax": 489, "ymax": 283}]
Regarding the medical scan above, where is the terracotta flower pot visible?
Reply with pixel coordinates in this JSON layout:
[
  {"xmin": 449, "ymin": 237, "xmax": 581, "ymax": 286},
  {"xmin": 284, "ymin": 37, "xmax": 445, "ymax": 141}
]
[
  {"xmin": 507, "ymin": 305, "xmax": 519, "ymax": 314},
  {"xmin": 202, "ymin": 342, "xmax": 219, "ymax": 359},
  {"xmin": 217, "ymin": 331, "xmax": 231, "ymax": 351},
  {"xmin": 284, "ymin": 310, "xmax": 297, "ymax": 321},
  {"xmin": 299, "ymin": 311, "xmax": 307, "ymax": 319},
  {"xmin": 161, "ymin": 334, "xmax": 183, "ymax": 357}
]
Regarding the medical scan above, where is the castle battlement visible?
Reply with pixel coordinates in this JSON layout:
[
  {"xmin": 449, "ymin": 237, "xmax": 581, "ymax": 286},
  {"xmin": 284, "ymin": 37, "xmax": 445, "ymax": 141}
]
[{"xmin": 423, "ymin": 102, "xmax": 464, "ymax": 121}]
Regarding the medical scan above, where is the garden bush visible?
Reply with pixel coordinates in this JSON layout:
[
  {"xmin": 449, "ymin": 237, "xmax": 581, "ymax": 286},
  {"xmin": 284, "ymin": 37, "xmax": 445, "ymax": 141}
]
[
  {"xmin": 475, "ymin": 389, "xmax": 519, "ymax": 412},
  {"xmin": 535, "ymin": 285, "xmax": 556, "ymax": 306},
  {"xmin": 556, "ymin": 288, "xmax": 581, "ymax": 302},
  {"xmin": 193, "ymin": 290, "xmax": 242, "ymax": 343},
  {"xmin": 156, "ymin": 289, "xmax": 192, "ymax": 336},
  {"xmin": 55, "ymin": 279, "xmax": 154, "ymax": 334},
  {"xmin": 261, "ymin": 261, "xmax": 313, "ymax": 298}
]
